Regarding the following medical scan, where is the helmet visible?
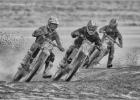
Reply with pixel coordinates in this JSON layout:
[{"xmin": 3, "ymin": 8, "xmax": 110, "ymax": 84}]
[
  {"xmin": 87, "ymin": 20, "xmax": 97, "ymax": 35},
  {"xmin": 48, "ymin": 16, "xmax": 59, "ymax": 25},
  {"xmin": 109, "ymin": 18, "xmax": 118, "ymax": 28}
]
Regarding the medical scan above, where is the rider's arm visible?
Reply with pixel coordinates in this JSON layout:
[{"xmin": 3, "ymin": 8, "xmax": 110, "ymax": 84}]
[
  {"xmin": 55, "ymin": 33, "xmax": 65, "ymax": 52},
  {"xmin": 101, "ymin": 34, "xmax": 106, "ymax": 42},
  {"xmin": 71, "ymin": 27, "xmax": 83, "ymax": 38},
  {"xmin": 94, "ymin": 32, "xmax": 102, "ymax": 47},
  {"xmin": 32, "ymin": 27, "xmax": 44, "ymax": 37},
  {"xmin": 99, "ymin": 26, "xmax": 108, "ymax": 42}
]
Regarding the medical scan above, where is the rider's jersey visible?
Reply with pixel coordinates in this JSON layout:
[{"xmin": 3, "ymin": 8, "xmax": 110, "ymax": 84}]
[
  {"xmin": 71, "ymin": 26, "xmax": 101, "ymax": 48},
  {"xmin": 32, "ymin": 26, "xmax": 62, "ymax": 47},
  {"xmin": 99, "ymin": 25, "xmax": 123, "ymax": 44}
]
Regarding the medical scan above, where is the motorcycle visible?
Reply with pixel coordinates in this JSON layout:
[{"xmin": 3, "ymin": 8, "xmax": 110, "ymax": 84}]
[
  {"xmin": 12, "ymin": 38, "xmax": 59, "ymax": 82},
  {"xmin": 84, "ymin": 32, "xmax": 121, "ymax": 69},
  {"xmin": 53, "ymin": 37, "xmax": 94, "ymax": 81}
]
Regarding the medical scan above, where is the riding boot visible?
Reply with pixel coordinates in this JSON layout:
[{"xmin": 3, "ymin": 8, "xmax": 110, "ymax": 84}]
[
  {"xmin": 107, "ymin": 45, "xmax": 114, "ymax": 69},
  {"xmin": 42, "ymin": 62, "xmax": 53, "ymax": 78},
  {"xmin": 107, "ymin": 57, "xmax": 113, "ymax": 69}
]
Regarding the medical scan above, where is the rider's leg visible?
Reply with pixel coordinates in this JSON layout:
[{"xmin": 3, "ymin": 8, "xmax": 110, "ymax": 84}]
[
  {"xmin": 107, "ymin": 45, "xmax": 115, "ymax": 68},
  {"xmin": 43, "ymin": 52, "xmax": 55, "ymax": 78},
  {"xmin": 59, "ymin": 45, "xmax": 76, "ymax": 68}
]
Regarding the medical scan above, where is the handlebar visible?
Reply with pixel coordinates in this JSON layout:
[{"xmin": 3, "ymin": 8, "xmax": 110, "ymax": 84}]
[
  {"xmin": 46, "ymin": 39, "xmax": 60, "ymax": 49},
  {"xmin": 41, "ymin": 35, "xmax": 60, "ymax": 49},
  {"xmin": 102, "ymin": 32, "xmax": 120, "ymax": 47}
]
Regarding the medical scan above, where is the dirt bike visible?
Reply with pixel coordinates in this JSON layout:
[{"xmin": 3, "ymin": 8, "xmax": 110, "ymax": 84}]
[
  {"xmin": 53, "ymin": 37, "xmax": 94, "ymax": 81},
  {"xmin": 12, "ymin": 39, "xmax": 59, "ymax": 82},
  {"xmin": 84, "ymin": 32, "xmax": 121, "ymax": 69}
]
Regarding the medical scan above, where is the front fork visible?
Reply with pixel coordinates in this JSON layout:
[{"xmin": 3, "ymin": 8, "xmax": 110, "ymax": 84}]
[{"xmin": 35, "ymin": 48, "xmax": 51, "ymax": 74}]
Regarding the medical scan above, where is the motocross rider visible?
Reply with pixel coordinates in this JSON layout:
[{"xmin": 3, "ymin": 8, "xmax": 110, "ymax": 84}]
[
  {"xmin": 14, "ymin": 16, "xmax": 65, "ymax": 81},
  {"xmin": 59, "ymin": 19, "xmax": 102, "ymax": 68},
  {"xmin": 99, "ymin": 18, "xmax": 123, "ymax": 68}
]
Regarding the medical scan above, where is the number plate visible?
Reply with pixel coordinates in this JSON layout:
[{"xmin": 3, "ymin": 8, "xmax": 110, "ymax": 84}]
[
  {"xmin": 44, "ymin": 42, "xmax": 53, "ymax": 50},
  {"xmin": 82, "ymin": 41, "xmax": 91, "ymax": 55}
]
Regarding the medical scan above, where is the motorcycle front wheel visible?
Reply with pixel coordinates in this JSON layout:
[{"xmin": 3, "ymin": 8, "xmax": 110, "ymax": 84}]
[
  {"xmin": 23, "ymin": 52, "xmax": 46, "ymax": 82},
  {"xmin": 12, "ymin": 68, "xmax": 25, "ymax": 82},
  {"xmin": 65, "ymin": 51, "xmax": 86, "ymax": 81}
]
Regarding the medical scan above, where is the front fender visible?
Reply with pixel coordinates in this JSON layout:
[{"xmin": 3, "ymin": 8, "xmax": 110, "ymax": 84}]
[{"xmin": 42, "ymin": 48, "xmax": 50, "ymax": 56}]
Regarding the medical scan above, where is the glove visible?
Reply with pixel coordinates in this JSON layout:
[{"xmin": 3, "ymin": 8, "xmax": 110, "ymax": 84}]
[
  {"xmin": 44, "ymin": 33, "xmax": 48, "ymax": 37},
  {"xmin": 59, "ymin": 47, "xmax": 65, "ymax": 52},
  {"xmin": 79, "ymin": 34, "xmax": 84, "ymax": 38},
  {"xmin": 41, "ymin": 34, "xmax": 46, "ymax": 39},
  {"xmin": 71, "ymin": 31, "xmax": 80, "ymax": 38}
]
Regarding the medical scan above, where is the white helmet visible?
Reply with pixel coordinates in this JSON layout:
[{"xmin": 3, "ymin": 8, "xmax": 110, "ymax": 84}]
[
  {"xmin": 87, "ymin": 20, "xmax": 97, "ymax": 35},
  {"xmin": 48, "ymin": 16, "xmax": 59, "ymax": 25},
  {"xmin": 109, "ymin": 18, "xmax": 118, "ymax": 28}
]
